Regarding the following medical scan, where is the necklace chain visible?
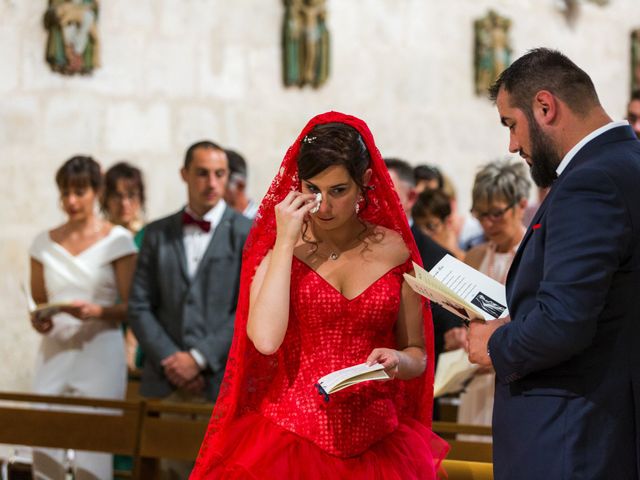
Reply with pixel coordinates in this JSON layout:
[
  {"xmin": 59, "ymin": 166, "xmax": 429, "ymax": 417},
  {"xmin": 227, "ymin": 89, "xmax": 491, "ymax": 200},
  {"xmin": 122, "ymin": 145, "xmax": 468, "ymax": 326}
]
[{"xmin": 316, "ymin": 238, "xmax": 361, "ymax": 261}]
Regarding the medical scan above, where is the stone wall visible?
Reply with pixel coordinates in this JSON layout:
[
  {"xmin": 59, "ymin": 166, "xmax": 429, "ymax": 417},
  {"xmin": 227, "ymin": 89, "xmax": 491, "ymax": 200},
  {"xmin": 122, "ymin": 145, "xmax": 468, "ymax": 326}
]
[{"xmin": 0, "ymin": 0, "xmax": 637, "ymax": 390}]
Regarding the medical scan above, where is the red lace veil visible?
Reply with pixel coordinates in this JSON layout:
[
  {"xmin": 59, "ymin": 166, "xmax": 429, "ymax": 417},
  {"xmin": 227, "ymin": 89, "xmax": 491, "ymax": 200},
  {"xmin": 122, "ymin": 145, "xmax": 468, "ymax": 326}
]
[{"xmin": 191, "ymin": 111, "xmax": 435, "ymax": 474}]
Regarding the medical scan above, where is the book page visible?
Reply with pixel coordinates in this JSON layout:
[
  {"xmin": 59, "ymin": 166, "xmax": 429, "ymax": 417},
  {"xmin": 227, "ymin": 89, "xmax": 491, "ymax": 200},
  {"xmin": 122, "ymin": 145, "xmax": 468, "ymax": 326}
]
[
  {"xmin": 317, "ymin": 363, "xmax": 388, "ymax": 394},
  {"xmin": 429, "ymin": 255, "xmax": 508, "ymax": 321},
  {"xmin": 21, "ymin": 282, "xmax": 37, "ymax": 312},
  {"xmin": 404, "ymin": 272, "xmax": 483, "ymax": 323},
  {"xmin": 21, "ymin": 282, "xmax": 69, "ymax": 319},
  {"xmin": 433, "ymin": 348, "xmax": 479, "ymax": 397}
]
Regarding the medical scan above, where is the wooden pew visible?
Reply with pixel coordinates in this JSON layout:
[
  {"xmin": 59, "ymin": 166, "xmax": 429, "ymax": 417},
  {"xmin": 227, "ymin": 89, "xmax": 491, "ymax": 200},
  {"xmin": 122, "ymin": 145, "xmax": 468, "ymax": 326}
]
[
  {"xmin": 135, "ymin": 400, "xmax": 212, "ymax": 479},
  {"xmin": 0, "ymin": 393, "xmax": 495, "ymax": 479},
  {"xmin": 0, "ymin": 392, "xmax": 144, "ymax": 479},
  {"xmin": 433, "ymin": 421, "xmax": 493, "ymax": 463},
  {"xmin": 442, "ymin": 459, "xmax": 493, "ymax": 480}
]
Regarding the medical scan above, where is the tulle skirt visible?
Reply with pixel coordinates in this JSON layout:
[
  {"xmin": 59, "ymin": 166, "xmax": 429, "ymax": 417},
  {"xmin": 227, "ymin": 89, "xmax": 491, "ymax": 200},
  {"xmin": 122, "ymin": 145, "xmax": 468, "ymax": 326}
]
[{"xmin": 190, "ymin": 412, "xmax": 449, "ymax": 479}]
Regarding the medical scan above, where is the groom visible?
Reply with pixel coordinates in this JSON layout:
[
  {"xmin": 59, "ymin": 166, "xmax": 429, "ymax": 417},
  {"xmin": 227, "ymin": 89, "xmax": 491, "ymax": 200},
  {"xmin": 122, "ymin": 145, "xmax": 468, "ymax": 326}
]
[{"xmin": 468, "ymin": 48, "xmax": 640, "ymax": 479}]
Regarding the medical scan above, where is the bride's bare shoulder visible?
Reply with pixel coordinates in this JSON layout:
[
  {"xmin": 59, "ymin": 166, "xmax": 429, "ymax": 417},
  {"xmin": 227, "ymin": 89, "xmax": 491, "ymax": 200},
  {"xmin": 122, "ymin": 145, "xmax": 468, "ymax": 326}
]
[{"xmin": 369, "ymin": 225, "xmax": 410, "ymax": 264}]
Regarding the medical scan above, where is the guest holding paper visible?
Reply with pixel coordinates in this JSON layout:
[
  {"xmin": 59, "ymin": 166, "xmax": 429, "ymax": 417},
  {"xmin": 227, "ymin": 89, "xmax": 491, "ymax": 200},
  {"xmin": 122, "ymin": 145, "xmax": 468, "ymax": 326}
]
[
  {"xmin": 456, "ymin": 160, "xmax": 529, "ymax": 439},
  {"xmin": 29, "ymin": 155, "xmax": 137, "ymax": 480},
  {"xmin": 468, "ymin": 48, "xmax": 640, "ymax": 479},
  {"xmin": 190, "ymin": 113, "xmax": 448, "ymax": 479}
]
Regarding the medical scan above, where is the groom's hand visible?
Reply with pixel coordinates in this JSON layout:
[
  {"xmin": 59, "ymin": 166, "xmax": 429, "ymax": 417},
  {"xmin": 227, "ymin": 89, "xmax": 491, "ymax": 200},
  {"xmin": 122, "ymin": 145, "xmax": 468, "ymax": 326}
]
[{"xmin": 468, "ymin": 317, "xmax": 508, "ymax": 367}]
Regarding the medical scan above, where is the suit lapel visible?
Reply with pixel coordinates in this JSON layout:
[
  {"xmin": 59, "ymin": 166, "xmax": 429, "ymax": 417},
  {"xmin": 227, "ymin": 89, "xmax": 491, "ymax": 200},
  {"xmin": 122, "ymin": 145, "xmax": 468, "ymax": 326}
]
[
  {"xmin": 505, "ymin": 125, "xmax": 636, "ymax": 294},
  {"xmin": 170, "ymin": 210, "xmax": 190, "ymax": 283},
  {"xmin": 505, "ymin": 184, "xmax": 554, "ymax": 292},
  {"xmin": 191, "ymin": 205, "xmax": 234, "ymax": 284}
]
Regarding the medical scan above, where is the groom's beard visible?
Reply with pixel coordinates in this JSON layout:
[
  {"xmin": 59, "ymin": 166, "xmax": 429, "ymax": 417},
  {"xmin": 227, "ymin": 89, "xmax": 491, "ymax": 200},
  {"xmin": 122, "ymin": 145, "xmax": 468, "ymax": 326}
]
[{"xmin": 528, "ymin": 119, "xmax": 561, "ymax": 188}]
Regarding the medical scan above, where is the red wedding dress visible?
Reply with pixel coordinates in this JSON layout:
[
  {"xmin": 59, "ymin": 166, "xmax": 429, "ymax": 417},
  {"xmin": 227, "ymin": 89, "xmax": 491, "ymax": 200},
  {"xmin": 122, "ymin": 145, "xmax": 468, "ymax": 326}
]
[{"xmin": 190, "ymin": 112, "xmax": 449, "ymax": 479}]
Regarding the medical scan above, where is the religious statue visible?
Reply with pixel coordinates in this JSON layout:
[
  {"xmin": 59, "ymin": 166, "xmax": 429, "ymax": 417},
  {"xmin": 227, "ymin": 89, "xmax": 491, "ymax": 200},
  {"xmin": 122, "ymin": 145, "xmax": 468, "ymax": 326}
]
[
  {"xmin": 43, "ymin": 0, "xmax": 100, "ymax": 75},
  {"xmin": 282, "ymin": 0, "xmax": 330, "ymax": 88},
  {"xmin": 557, "ymin": 0, "xmax": 610, "ymax": 27},
  {"xmin": 474, "ymin": 10, "xmax": 512, "ymax": 96},
  {"xmin": 631, "ymin": 29, "xmax": 640, "ymax": 94}
]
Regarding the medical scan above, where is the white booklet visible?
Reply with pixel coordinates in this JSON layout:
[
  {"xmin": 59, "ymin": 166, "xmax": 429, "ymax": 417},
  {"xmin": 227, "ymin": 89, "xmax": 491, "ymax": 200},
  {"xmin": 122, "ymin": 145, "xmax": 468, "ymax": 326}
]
[
  {"xmin": 433, "ymin": 348, "xmax": 479, "ymax": 397},
  {"xmin": 315, "ymin": 363, "xmax": 389, "ymax": 401},
  {"xmin": 21, "ymin": 283, "xmax": 70, "ymax": 319},
  {"xmin": 403, "ymin": 254, "xmax": 508, "ymax": 324}
]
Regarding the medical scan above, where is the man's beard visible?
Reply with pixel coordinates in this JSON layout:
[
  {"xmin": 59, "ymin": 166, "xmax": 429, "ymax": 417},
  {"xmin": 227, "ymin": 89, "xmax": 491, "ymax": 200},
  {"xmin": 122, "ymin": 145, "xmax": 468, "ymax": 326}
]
[{"xmin": 527, "ymin": 118, "xmax": 561, "ymax": 188}]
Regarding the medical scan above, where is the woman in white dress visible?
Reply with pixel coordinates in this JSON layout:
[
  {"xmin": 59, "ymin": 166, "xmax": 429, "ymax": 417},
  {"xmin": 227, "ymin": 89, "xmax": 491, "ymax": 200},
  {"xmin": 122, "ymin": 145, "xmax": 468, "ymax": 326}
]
[
  {"xmin": 455, "ymin": 160, "xmax": 530, "ymax": 441},
  {"xmin": 29, "ymin": 156, "xmax": 137, "ymax": 480}
]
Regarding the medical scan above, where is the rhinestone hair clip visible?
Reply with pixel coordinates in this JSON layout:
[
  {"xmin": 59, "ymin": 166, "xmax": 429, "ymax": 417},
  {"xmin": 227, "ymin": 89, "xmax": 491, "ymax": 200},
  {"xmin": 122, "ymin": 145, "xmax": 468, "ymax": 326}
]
[{"xmin": 302, "ymin": 135, "xmax": 316, "ymax": 144}]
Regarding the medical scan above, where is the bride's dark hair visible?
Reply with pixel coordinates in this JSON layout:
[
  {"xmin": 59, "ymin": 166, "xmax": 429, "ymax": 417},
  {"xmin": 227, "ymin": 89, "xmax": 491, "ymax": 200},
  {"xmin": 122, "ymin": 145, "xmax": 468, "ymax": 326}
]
[{"xmin": 298, "ymin": 122, "xmax": 371, "ymax": 193}]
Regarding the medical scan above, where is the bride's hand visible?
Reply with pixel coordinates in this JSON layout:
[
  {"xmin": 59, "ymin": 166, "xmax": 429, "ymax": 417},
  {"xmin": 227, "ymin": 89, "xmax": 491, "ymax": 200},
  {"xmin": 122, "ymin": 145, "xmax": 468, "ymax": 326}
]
[
  {"xmin": 274, "ymin": 191, "xmax": 318, "ymax": 246},
  {"xmin": 366, "ymin": 348, "xmax": 401, "ymax": 379}
]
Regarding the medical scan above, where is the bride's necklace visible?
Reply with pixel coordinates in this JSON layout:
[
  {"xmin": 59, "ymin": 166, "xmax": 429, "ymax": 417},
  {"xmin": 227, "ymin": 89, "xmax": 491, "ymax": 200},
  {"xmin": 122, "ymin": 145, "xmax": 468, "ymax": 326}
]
[{"xmin": 317, "ymin": 237, "xmax": 361, "ymax": 261}]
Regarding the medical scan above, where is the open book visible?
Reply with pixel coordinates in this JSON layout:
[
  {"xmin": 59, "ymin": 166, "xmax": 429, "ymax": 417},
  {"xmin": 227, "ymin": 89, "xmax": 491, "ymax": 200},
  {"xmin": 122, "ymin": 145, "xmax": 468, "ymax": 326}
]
[
  {"xmin": 22, "ymin": 283, "xmax": 71, "ymax": 319},
  {"xmin": 315, "ymin": 363, "xmax": 389, "ymax": 401},
  {"xmin": 403, "ymin": 254, "xmax": 508, "ymax": 325},
  {"xmin": 433, "ymin": 348, "xmax": 479, "ymax": 397}
]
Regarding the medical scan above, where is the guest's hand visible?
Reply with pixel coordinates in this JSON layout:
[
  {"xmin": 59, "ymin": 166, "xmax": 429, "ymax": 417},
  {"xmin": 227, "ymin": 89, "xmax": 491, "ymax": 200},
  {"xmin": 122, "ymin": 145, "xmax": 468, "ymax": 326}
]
[
  {"xmin": 162, "ymin": 351, "xmax": 200, "ymax": 387},
  {"xmin": 444, "ymin": 327, "xmax": 468, "ymax": 351},
  {"xmin": 274, "ymin": 191, "xmax": 318, "ymax": 246},
  {"xmin": 30, "ymin": 313, "xmax": 53, "ymax": 334},
  {"xmin": 366, "ymin": 348, "xmax": 401, "ymax": 379},
  {"xmin": 467, "ymin": 318, "xmax": 508, "ymax": 368},
  {"xmin": 61, "ymin": 300, "xmax": 103, "ymax": 321},
  {"xmin": 183, "ymin": 374, "xmax": 206, "ymax": 394}
]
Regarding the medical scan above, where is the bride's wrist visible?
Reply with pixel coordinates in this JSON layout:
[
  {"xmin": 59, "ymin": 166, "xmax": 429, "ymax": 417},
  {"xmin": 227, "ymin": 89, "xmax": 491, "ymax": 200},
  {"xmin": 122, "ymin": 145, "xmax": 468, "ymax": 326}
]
[{"xmin": 274, "ymin": 238, "xmax": 296, "ymax": 253}]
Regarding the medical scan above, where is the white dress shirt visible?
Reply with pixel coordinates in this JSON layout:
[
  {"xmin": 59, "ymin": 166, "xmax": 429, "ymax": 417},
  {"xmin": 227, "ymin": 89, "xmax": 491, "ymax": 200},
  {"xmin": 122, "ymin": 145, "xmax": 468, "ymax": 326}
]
[
  {"xmin": 182, "ymin": 199, "xmax": 227, "ymax": 370},
  {"xmin": 183, "ymin": 200, "xmax": 227, "ymax": 278},
  {"xmin": 242, "ymin": 199, "xmax": 259, "ymax": 219},
  {"xmin": 556, "ymin": 121, "xmax": 628, "ymax": 177}
]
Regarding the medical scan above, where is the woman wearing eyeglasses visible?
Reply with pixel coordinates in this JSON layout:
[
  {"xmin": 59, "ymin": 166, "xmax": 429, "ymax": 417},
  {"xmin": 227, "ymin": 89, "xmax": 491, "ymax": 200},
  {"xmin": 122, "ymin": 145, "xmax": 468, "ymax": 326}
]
[{"xmin": 456, "ymin": 159, "xmax": 531, "ymax": 439}]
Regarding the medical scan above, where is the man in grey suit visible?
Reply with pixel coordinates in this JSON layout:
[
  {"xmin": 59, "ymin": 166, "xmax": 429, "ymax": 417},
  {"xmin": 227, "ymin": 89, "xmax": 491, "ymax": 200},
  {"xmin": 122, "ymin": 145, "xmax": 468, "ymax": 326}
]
[{"xmin": 129, "ymin": 140, "xmax": 251, "ymax": 402}]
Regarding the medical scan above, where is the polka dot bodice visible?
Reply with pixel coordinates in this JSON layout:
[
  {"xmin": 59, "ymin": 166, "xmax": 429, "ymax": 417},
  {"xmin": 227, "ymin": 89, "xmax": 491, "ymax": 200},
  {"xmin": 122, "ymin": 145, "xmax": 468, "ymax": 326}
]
[{"xmin": 259, "ymin": 257, "xmax": 412, "ymax": 457}]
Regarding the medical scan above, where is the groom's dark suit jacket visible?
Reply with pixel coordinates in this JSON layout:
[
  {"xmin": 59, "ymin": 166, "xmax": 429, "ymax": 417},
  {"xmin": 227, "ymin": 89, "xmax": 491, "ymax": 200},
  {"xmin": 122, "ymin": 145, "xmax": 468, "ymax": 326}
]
[{"xmin": 489, "ymin": 125, "xmax": 640, "ymax": 479}]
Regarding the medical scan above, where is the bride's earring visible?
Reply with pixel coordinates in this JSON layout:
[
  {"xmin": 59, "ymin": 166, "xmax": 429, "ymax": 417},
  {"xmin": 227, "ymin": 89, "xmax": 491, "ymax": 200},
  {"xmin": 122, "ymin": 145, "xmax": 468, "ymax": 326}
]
[{"xmin": 355, "ymin": 195, "xmax": 363, "ymax": 214}]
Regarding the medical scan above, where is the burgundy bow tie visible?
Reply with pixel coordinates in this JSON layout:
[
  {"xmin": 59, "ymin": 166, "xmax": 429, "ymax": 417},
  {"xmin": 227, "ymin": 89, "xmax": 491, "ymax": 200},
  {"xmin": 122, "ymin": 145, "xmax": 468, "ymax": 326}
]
[{"xmin": 182, "ymin": 211, "xmax": 211, "ymax": 232}]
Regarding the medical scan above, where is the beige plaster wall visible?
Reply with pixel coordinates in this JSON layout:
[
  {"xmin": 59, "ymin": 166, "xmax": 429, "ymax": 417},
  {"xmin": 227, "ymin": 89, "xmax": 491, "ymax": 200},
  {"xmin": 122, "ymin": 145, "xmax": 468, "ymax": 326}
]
[{"xmin": 0, "ymin": 0, "xmax": 636, "ymax": 391}]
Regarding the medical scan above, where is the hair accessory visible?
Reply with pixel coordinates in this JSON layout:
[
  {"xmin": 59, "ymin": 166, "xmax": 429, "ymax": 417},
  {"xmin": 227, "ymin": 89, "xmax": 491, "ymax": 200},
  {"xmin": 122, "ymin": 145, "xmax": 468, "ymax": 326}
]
[{"xmin": 302, "ymin": 135, "xmax": 317, "ymax": 144}]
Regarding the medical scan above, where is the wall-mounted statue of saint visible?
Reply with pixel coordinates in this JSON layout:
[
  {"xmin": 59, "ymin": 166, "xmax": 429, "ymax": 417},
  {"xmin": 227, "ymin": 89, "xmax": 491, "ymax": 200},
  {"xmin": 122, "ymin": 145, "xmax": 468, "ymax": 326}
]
[
  {"xmin": 557, "ymin": 0, "xmax": 610, "ymax": 27},
  {"xmin": 474, "ymin": 10, "xmax": 512, "ymax": 97},
  {"xmin": 43, "ymin": 0, "xmax": 99, "ymax": 75},
  {"xmin": 282, "ymin": 0, "xmax": 330, "ymax": 88},
  {"xmin": 631, "ymin": 29, "xmax": 640, "ymax": 94}
]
